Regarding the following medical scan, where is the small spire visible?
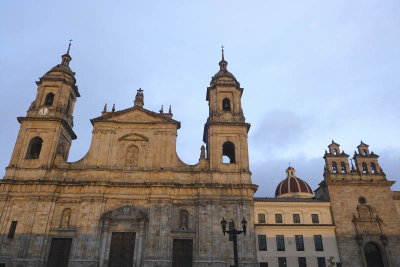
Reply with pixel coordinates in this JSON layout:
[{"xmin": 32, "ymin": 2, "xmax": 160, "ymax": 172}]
[
  {"xmin": 103, "ymin": 103, "xmax": 107, "ymax": 112},
  {"xmin": 160, "ymin": 105, "xmax": 164, "ymax": 113},
  {"xmin": 219, "ymin": 46, "xmax": 227, "ymax": 71},
  {"xmin": 112, "ymin": 104, "xmax": 115, "ymax": 112},
  {"xmin": 67, "ymin": 39, "xmax": 73, "ymax": 55},
  {"xmin": 168, "ymin": 105, "xmax": 172, "ymax": 114},
  {"xmin": 61, "ymin": 40, "xmax": 72, "ymax": 66}
]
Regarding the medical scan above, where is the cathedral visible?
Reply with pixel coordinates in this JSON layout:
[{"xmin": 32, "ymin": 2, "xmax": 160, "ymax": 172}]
[{"xmin": 0, "ymin": 45, "xmax": 399, "ymax": 267}]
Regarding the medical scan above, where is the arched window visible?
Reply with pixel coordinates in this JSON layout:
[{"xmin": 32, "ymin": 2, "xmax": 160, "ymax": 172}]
[
  {"xmin": 362, "ymin": 162, "xmax": 368, "ymax": 174},
  {"xmin": 370, "ymin": 163, "xmax": 377, "ymax": 174},
  {"xmin": 44, "ymin": 93, "xmax": 54, "ymax": 106},
  {"xmin": 25, "ymin": 137, "xmax": 43, "ymax": 159},
  {"xmin": 60, "ymin": 208, "xmax": 72, "ymax": 228},
  {"xmin": 222, "ymin": 141, "xmax": 235, "ymax": 163},
  {"xmin": 179, "ymin": 209, "xmax": 189, "ymax": 230},
  {"xmin": 364, "ymin": 242, "xmax": 384, "ymax": 267},
  {"xmin": 331, "ymin": 162, "xmax": 338, "ymax": 173},
  {"xmin": 333, "ymin": 148, "xmax": 338, "ymax": 155},
  {"xmin": 125, "ymin": 145, "xmax": 139, "ymax": 167},
  {"xmin": 222, "ymin": 98, "xmax": 231, "ymax": 111},
  {"xmin": 362, "ymin": 149, "xmax": 368, "ymax": 156},
  {"xmin": 340, "ymin": 162, "xmax": 346, "ymax": 173}
]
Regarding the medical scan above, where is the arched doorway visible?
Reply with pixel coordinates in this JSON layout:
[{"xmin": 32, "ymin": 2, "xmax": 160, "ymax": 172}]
[{"xmin": 364, "ymin": 242, "xmax": 384, "ymax": 267}]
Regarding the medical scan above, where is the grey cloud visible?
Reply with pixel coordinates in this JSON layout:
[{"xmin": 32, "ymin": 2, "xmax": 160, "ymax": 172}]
[{"xmin": 250, "ymin": 110, "xmax": 308, "ymax": 151}]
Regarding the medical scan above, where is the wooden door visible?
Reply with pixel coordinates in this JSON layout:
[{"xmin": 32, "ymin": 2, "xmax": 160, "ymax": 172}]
[
  {"xmin": 172, "ymin": 239, "xmax": 193, "ymax": 267},
  {"xmin": 47, "ymin": 238, "xmax": 72, "ymax": 267},
  {"xmin": 108, "ymin": 232, "xmax": 136, "ymax": 267}
]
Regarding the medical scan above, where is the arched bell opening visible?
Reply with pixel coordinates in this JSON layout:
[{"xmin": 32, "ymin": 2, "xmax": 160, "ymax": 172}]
[
  {"xmin": 222, "ymin": 98, "xmax": 231, "ymax": 111},
  {"xmin": 222, "ymin": 141, "xmax": 235, "ymax": 164},
  {"xmin": 26, "ymin": 136, "xmax": 43, "ymax": 159}
]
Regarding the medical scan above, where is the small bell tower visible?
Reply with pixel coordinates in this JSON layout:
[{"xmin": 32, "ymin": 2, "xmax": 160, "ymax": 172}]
[
  {"xmin": 5, "ymin": 42, "xmax": 80, "ymax": 179},
  {"xmin": 203, "ymin": 47, "xmax": 250, "ymax": 173}
]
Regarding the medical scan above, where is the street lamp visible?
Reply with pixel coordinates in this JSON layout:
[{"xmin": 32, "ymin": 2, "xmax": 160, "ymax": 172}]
[{"xmin": 221, "ymin": 217, "xmax": 247, "ymax": 267}]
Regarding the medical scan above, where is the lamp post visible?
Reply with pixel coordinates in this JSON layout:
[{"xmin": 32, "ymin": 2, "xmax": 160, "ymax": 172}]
[{"xmin": 221, "ymin": 217, "xmax": 247, "ymax": 267}]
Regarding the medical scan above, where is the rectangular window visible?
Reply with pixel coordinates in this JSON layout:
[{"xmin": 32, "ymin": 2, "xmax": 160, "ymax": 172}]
[
  {"xmin": 293, "ymin": 214, "xmax": 300, "ymax": 223},
  {"xmin": 312, "ymin": 214, "xmax": 320, "ymax": 224},
  {"xmin": 317, "ymin": 257, "xmax": 326, "ymax": 267},
  {"xmin": 276, "ymin": 235, "xmax": 285, "ymax": 251},
  {"xmin": 260, "ymin": 262, "xmax": 268, "ymax": 267},
  {"xmin": 258, "ymin": 213, "xmax": 266, "ymax": 223},
  {"xmin": 295, "ymin": 235, "xmax": 304, "ymax": 251},
  {"xmin": 275, "ymin": 214, "xmax": 283, "ymax": 223},
  {"xmin": 278, "ymin": 257, "xmax": 287, "ymax": 267},
  {"xmin": 258, "ymin": 235, "xmax": 267, "ymax": 251},
  {"xmin": 7, "ymin": 221, "xmax": 17, "ymax": 239},
  {"xmin": 298, "ymin": 257, "xmax": 307, "ymax": 267},
  {"xmin": 314, "ymin": 235, "xmax": 324, "ymax": 251}
]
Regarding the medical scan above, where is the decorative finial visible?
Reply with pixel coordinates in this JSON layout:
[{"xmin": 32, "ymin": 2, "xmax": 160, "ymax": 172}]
[
  {"xmin": 112, "ymin": 104, "xmax": 115, "ymax": 112},
  {"xmin": 221, "ymin": 45, "xmax": 224, "ymax": 61},
  {"xmin": 134, "ymin": 88, "xmax": 144, "ymax": 108},
  {"xmin": 200, "ymin": 145, "xmax": 205, "ymax": 159},
  {"xmin": 103, "ymin": 103, "xmax": 107, "ymax": 112},
  {"xmin": 67, "ymin": 39, "xmax": 73, "ymax": 55},
  {"xmin": 160, "ymin": 105, "xmax": 164, "ymax": 113},
  {"xmin": 169, "ymin": 105, "xmax": 172, "ymax": 114}
]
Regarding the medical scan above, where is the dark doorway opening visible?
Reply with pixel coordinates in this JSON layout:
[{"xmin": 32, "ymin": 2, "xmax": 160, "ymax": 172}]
[
  {"xmin": 109, "ymin": 232, "xmax": 136, "ymax": 267},
  {"xmin": 47, "ymin": 238, "xmax": 72, "ymax": 267},
  {"xmin": 172, "ymin": 239, "xmax": 193, "ymax": 267},
  {"xmin": 364, "ymin": 242, "xmax": 384, "ymax": 267}
]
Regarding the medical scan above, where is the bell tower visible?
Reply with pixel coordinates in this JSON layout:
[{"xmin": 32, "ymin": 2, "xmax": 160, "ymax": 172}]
[
  {"xmin": 203, "ymin": 48, "xmax": 250, "ymax": 174},
  {"xmin": 5, "ymin": 42, "xmax": 80, "ymax": 179}
]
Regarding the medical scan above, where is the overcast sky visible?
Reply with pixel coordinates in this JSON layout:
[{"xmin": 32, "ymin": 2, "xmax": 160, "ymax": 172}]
[{"xmin": 1, "ymin": 1, "xmax": 400, "ymax": 196}]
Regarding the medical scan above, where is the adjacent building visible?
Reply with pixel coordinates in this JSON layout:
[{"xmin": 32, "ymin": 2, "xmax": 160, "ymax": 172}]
[{"xmin": 254, "ymin": 167, "xmax": 340, "ymax": 267}]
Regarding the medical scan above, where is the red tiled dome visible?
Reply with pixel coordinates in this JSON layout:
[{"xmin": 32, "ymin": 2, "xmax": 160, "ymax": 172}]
[{"xmin": 275, "ymin": 167, "xmax": 313, "ymax": 198}]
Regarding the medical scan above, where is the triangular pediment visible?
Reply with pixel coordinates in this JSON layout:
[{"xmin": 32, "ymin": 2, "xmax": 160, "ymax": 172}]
[{"xmin": 90, "ymin": 107, "xmax": 180, "ymax": 128}]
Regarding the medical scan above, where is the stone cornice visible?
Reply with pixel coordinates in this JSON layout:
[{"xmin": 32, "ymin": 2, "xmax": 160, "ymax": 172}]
[
  {"xmin": 17, "ymin": 116, "xmax": 77, "ymax": 139},
  {"xmin": 0, "ymin": 179, "xmax": 258, "ymax": 191},
  {"xmin": 324, "ymin": 179, "xmax": 395, "ymax": 187}
]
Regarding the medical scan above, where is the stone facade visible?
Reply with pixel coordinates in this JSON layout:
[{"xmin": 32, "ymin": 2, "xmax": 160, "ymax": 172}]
[
  {"xmin": 1, "ymin": 46, "xmax": 400, "ymax": 267},
  {"xmin": 0, "ymin": 48, "xmax": 258, "ymax": 266},
  {"xmin": 315, "ymin": 141, "xmax": 400, "ymax": 267}
]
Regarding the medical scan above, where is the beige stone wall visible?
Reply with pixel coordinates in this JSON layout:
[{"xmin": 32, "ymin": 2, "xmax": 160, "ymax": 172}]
[
  {"xmin": 324, "ymin": 180, "xmax": 400, "ymax": 266},
  {"xmin": 0, "ymin": 182, "xmax": 257, "ymax": 267}
]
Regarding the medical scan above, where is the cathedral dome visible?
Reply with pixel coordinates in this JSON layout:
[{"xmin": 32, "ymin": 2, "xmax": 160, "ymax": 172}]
[{"xmin": 275, "ymin": 167, "xmax": 314, "ymax": 198}]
